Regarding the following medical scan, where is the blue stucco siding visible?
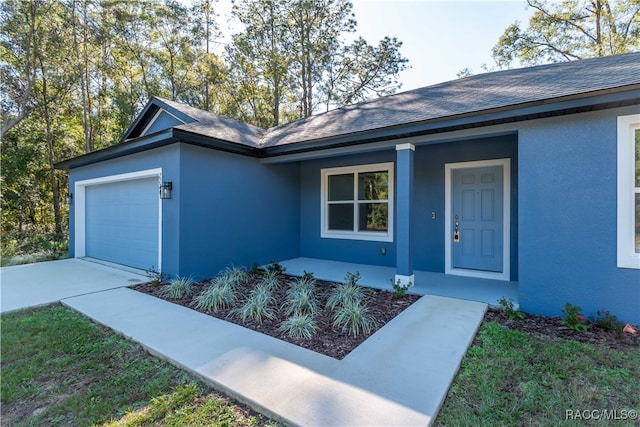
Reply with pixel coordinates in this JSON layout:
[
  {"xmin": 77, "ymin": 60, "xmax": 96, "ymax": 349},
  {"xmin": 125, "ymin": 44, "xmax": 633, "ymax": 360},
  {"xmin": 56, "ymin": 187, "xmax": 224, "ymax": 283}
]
[
  {"xmin": 298, "ymin": 138, "xmax": 519, "ymax": 272},
  {"xmin": 178, "ymin": 144, "xmax": 300, "ymax": 279},
  {"xmin": 300, "ymin": 151, "xmax": 397, "ymax": 267},
  {"xmin": 68, "ymin": 145, "xmax": 181, "ymax": 276},
  {"xmin": 396, "ymin": 146, "xmax": 414, "ymax": 277},
  {"xmin": 413, "ymin": 135, "xmax": 519, "ymax": 276},
  {"xmin": 518, "ymin": 107, "xmax": 640, "ymax": 324}
]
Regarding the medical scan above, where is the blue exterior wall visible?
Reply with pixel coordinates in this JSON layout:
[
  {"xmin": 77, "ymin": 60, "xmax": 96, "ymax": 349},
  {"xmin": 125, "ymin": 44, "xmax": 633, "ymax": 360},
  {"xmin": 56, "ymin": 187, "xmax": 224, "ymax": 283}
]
[
  {"xmin": 178, "ymin": 144, "xmax": 300, "ymax": 279},
  {"xmin": 298, "ymin": 136, "xmax": 518, "ymax": 274},
  {"xmin": 68, "ymin": 145, "xmax": 181, "ymax": 275},
  {"xmin": 414, "ymin": 135, "xmax": 519, "ymax": 277},
  {"xmin": 518, "ymin": 107, "xmax": 640, "ymax": 324},
  {"xmin": 69, "ymin": 143, "xmax": 300, "ymax": 280},
  {"xmin": 300, "ymin": 150, "xmax": 397, "ymax": 266}
]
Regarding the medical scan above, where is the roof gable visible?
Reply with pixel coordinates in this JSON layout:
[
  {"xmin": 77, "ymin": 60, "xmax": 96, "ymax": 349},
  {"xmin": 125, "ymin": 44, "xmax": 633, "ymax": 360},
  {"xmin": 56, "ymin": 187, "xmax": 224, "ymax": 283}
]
[{"xmin": 123, "ymin": 97, "xmax": 196, "ymax": 140}]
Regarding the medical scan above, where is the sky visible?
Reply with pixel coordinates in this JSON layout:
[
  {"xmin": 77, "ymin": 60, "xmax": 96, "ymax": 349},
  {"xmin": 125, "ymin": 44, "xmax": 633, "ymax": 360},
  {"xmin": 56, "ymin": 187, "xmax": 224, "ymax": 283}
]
[{"xmin": 211, "ymin": 0, "xmax": 535, "ymax": 92}]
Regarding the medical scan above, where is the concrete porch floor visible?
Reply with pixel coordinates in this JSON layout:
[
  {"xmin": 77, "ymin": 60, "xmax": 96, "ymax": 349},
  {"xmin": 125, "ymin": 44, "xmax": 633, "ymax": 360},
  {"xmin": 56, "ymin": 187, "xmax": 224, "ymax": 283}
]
[{"xmin": 279, "ymin": 257, "xmax": 518, "ymax": 308}]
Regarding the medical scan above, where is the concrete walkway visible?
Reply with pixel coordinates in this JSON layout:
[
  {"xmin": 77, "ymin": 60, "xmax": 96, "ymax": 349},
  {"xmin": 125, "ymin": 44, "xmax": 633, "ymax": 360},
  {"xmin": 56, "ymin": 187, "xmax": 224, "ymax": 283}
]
[
  {"xmin": 63, "ymin": 287, "xmax": 487, "ymax": 426},
  {"xmin": 0, "ymin": 258, "xmax": 147, "ymax": 313}
]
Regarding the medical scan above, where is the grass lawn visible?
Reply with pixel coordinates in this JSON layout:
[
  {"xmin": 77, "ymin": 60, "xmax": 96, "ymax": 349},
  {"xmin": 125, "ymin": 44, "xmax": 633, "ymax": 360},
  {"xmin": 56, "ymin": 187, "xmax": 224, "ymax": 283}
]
[
  {"xmin": 0, "ymin": 305, "xmax": 278, "ymax": 426},
  {"xmin": 2, "ymin": 304, "xmax": 638, "ymax": 426},
  {"xmin": 435, "ymin": 321, "xmax": 640, "ymax": 426}
]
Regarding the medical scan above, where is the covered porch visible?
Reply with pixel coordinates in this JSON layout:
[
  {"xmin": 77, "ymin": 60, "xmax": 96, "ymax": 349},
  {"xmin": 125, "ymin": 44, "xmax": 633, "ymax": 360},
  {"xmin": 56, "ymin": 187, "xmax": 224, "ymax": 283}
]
[{"xmin": 279, "ymin": 257, "xmax": 518, "ymax": 308}]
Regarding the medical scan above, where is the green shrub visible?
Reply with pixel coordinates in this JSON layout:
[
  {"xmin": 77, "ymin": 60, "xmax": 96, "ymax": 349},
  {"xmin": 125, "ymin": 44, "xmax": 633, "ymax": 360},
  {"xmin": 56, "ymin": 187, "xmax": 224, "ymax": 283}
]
[
  {"xmin": 332, "ymin": 299, "xmax": 378, "ymax": 337},
  {"xmin": 592, "ymin": 309, "xmax": 624, "ymax": 332},
  {"xmin": 326, "ymin": 272, "xmax": 364, "ymax": 310},
  {"xmin": 278, "ymin": 314, "xmax": 318, "ymax": 339},
  {"xmin": 193, "ymin": 279, "xmax": 236, "ymax": 312},
  {"xmin": 265, "ymin": 261, "xmax": 286, "ymax": 276},
  {"xmin": 1, "ymin": 231, "xmax": 67, "ymax": 261},
  {"xmin": 146, "ymin": 267, "xmax": 168, "ymax": 284},
  {"xmin": 391, "ymin": 278, "xmax": 411, "ymax": 299},
  {"xmin": 561, "ymin": 302, "xmax": 588, "ymax": 331},
  {"xmin": 160, "ymin": 276, "xmax": 196, "ymax": 299},
  {"xmin": 498, "ymin": 297, "xmax": 525, "ymax": 320},
  {"xmin": 234, "ymin": 284, "xmax": 275, "ymax": 324}
]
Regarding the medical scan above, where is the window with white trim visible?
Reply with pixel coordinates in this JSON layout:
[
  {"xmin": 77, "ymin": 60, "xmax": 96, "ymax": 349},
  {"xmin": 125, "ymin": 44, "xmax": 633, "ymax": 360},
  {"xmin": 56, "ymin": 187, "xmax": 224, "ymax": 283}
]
[
  {"xmin": 617, "ymin": 114, "xmax": 640, "ymax": 269},
  {"xmin": 321, "ymin": 162, "xmax": 394, "ymax": 242}
]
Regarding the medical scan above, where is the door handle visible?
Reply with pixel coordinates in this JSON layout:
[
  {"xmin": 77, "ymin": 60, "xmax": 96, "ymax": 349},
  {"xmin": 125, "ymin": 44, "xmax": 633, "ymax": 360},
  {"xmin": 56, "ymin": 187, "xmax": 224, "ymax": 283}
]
[{"xmin": 454, "ymin": 218, "xmax": 460, "ymax": 242}]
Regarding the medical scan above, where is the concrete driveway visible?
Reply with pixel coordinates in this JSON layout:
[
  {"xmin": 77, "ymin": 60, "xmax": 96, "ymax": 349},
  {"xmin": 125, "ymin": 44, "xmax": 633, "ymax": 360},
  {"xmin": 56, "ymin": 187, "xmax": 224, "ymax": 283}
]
[{"xmin": 0, "ymin": 258, "xmax": 148, "ymax": 313}]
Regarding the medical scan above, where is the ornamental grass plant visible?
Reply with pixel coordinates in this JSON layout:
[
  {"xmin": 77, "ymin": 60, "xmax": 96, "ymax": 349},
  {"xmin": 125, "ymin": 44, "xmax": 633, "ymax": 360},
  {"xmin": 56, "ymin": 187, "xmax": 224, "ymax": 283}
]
[
  {"xmin": 278, "ymin": 314, "xmax": 319, "ymax": 339},
  {"xmin": 326, "ymin": 272, "xmax": 364, "ymax": 310},
  {"xmin": 332, "ymin": 298, "xmax": 378, "ymax": 337},
  {"xmin": 234, "ymin": 283, "xmax": 275, "ymax": 324},
  {"xmin": 284, "ymin": 278, "xmax": 319, "ymax": 316},
  {"xmin": 160, "ymin": 276, "xmax": 196, "ymax": 299},
  {"xmin": 193, "ymin": 277, "xmax": 236, "ymax": 312}
]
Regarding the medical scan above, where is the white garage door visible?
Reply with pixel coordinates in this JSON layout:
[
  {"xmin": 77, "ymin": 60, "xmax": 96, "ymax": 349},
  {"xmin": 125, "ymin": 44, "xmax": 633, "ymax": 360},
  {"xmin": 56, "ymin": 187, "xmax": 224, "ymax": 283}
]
[{"xmin": 85, "ymin": 177, "xmax": 159, "ymax": 270}]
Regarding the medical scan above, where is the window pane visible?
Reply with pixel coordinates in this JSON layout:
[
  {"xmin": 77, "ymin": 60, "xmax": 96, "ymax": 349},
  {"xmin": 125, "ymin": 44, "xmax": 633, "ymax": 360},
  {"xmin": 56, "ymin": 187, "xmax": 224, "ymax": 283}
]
[
  {"xmin": 635, "ymin": 129, "xmax": 639, "ymax": 187},
  {"xmin": 328, "ymin": 204, "xmax": 354, "ymax": 231},
  {"xmin": 328, "ymin": 174, "xmax": 353, "ymax": 201},
  {"xmin": 636, "ymin": 193, "xmax": 640, "ymax": 253},
  {"xmin": 358, "ymin": 171, "xmax": 388, "ymax": 200},
  {"xmin": 358, "ymin": 203, "xmax": 388, "ymax": 232}
]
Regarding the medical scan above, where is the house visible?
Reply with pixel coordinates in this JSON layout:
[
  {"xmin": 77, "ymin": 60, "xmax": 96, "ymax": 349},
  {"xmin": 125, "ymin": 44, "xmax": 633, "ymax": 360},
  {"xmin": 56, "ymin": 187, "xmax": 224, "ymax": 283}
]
[{"xmin": 56, "ymin": 53, "xmax": 640, "ymax": 324}]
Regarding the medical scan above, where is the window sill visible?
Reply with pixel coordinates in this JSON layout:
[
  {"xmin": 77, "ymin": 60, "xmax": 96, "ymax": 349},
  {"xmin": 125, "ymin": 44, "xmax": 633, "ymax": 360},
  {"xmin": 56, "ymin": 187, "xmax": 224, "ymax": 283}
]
[{"xmin": 321, "ymin": 230, "xmax": 393, "ymax": 242}]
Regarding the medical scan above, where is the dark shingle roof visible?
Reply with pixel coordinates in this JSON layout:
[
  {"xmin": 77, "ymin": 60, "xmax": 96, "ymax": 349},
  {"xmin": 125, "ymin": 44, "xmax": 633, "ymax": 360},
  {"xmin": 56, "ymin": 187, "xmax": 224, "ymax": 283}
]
[
  {"xmin": 153, "ymin": 53, "xmax": 640, "ymax": 149},
  {"xmin": 56, "ymin": 53, "xmax": 640, "ymax": 170},
  {"xmin": 263, "ymin": 52, "xmax": 640, "ymax": 147},
  {"xmin": 154, "ymin": 97, "xmax": 265, "ymax": 147}
]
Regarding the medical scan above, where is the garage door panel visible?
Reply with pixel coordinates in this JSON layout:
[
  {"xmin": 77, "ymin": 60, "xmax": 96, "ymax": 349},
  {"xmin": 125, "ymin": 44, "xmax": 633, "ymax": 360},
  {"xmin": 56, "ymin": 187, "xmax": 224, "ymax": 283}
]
[{"xmin": 85, "ymin": 177, "xmax": 159, "ymax": 270}]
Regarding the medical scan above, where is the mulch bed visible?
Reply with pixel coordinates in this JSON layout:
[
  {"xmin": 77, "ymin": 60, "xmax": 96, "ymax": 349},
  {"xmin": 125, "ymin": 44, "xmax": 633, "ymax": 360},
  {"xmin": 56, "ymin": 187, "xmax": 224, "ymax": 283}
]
[
  {"xmin": 131, "ymin": 274, "xmax": 420, "ymax": 360},
  {"xmin": 131, "ymin": 274, "xmax": 638, "ymax": 359},
  {"xmin": 484, "ymin": 309, "xmax": 639, "ymax": 351}
]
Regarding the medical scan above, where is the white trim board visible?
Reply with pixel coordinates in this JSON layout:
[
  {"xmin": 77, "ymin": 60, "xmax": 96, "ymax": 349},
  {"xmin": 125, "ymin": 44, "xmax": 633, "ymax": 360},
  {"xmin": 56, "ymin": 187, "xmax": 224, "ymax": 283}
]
[
  {"xmin": 141, "ymin": 108, "xmax": 186, "ymax": 136},
  {"xmin": 320, "ymin": 162, "xmax": 394, "ymax": 242},
  {"xmin": 74, "ymin": 168, "xmax": 163, "ymax": 272},
  {"xmin": 617, "ymin": 114, "xmax": 640, "ymax": 269},
  {"xmin": 444, "ymin": 159, "xmax": 511, "ymax": 281}
]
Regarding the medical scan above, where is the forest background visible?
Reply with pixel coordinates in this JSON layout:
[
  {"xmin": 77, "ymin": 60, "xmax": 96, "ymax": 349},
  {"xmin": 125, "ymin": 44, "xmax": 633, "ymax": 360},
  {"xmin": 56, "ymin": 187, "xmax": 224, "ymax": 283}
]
[{"xmin": 1, "ymin": 0, "xmax": 637, "ymax": 262}]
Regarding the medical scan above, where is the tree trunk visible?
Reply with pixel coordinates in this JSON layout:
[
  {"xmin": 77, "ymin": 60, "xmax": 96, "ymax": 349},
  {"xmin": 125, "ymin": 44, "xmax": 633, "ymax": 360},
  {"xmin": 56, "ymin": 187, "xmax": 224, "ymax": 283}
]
[
  {"xmin": 72, "ymin": 0, "xmax": 92, "ymax": 153},
  {"xmin": 594, "ymin": 0, "xmax": 603, "ymax": 56},
  {"xmin": 204, "ymin": 0, "xmax": 210, "ymax": 111},
  {"xmin": 39, "ymin": 67, "xmax": 63, "ymax": 237}
]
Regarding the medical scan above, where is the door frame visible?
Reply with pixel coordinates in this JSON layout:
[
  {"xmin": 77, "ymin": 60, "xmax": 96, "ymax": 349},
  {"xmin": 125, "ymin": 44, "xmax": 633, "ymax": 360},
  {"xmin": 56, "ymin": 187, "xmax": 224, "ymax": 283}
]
[
  {"xmin": 444, "ymin": 158, "xmax": 511, "ymax": 281},
  {"xmin": 74, "ymin": 168, "xmax": 163, "ymax": 272}
]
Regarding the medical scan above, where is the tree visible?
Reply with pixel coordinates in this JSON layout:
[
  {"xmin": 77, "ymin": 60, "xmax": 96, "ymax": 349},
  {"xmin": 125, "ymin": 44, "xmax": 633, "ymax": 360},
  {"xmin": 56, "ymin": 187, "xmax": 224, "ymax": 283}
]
[
  {"xmin": 0, "ymin": 0, "xmax": 38, "ymax": 139},
  {"xmin": 493, "ymin": 0, "xmax": 640, "ymax": 67},
  {"xmin": 288, "ymin": 0, "xmax": 357, "ymax": 117},
  {"xmin": 322, "ymin": 36, "xmax": 408, "ymax": 108},
  {"xmin": 227, "ymin": 0, "xmax": 409, "ymax": 124},
  {"xmin": 191, "ymin": 0, "xmax": 226, "ymax": 112},
  {"xmin": 32, "ymin": 1, "xmax": 80, "ymax": 236},
  {"xmin": 229, "ymin": 0, "xmax": 295, "ymax": 126},
  {"xmin": 1, "ymin": 0, "xmax": 82, "ymax": 237}
]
